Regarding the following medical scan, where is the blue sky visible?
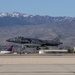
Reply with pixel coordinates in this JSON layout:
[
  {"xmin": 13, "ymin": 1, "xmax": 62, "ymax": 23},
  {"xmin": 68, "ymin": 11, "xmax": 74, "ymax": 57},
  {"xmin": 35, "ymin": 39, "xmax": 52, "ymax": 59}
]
[{"xmin": 0, "ymin": 0, "xmax": 75, "ymax": 17}]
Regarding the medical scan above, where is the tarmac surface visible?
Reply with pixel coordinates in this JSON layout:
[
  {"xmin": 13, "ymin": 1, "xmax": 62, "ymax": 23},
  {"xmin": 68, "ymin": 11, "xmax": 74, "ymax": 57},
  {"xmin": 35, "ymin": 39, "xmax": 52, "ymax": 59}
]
[
  {"xmin": 0, "ymin": 54, "xmax": 75, "ymax": 75},
  {"xmin": 0, "ymin": 64, "xmax": 75, "ymax": 75}
]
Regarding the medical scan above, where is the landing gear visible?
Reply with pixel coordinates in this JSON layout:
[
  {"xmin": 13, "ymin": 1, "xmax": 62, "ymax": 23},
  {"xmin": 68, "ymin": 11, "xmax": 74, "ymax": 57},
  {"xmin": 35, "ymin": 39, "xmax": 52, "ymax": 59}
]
[
  {"xmin": 36, "ymin": 47, "xmax": 40, "ymax": 50},
  {"xmin": 19, "ymin": 44, "xmax": 26, "ymax": 55}
]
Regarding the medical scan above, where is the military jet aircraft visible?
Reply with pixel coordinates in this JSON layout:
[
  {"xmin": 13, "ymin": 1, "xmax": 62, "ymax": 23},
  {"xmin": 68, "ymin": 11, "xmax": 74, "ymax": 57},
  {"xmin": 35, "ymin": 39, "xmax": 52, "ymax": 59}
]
[{"xmin": 6, "ymin": 36, "xmax": 63, "ymax": 50}]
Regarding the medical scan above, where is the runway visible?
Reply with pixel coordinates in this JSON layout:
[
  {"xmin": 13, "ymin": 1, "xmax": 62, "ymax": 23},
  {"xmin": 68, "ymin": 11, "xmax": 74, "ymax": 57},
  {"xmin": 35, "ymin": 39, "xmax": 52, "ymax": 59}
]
[
  {"xmin": 0, "ymin": 54, "xmax": 75, "ymax": 75},
  {"xmin": 0, "ymin": 64, "xmax": 75, "ymax": 75},
  {"xmin": 0, "ymin": 54, "xmax": 75, "ymax": 64}
]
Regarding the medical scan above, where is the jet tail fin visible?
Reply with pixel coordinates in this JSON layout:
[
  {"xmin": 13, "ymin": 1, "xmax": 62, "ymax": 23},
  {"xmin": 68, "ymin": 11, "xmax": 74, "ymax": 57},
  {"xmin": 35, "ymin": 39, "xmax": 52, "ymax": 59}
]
[
  {"xmin": 53, "ymin": 36, "xmax": 63, "ymax": 44},
  {"xmin": 53, "ymin": 37, "xmax": 60, "ymax": 42}
]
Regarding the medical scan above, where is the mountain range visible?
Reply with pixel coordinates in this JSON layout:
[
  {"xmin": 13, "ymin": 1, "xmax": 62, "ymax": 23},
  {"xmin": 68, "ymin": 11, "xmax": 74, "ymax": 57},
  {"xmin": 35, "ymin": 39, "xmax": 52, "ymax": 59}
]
[{"xmin": 0, "ymin": 12, "xmax": 75, "ymax": 48}]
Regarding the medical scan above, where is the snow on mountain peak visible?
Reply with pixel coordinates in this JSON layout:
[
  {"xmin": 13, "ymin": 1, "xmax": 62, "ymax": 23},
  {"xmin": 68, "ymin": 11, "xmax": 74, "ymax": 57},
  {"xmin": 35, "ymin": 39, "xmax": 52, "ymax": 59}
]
[
  {"xmin": 10, "ymin": 12, "xmax": 20, "ymax": 17},
  {"xmin": 0, "ymin": 12, "xmax": 8, "ymax": 17},
  {"xmin": 0, "ymin": 12, "xmax": 75, "ymax": 22},
  {"xmin": 0, "ymin": 12, "xmax": 32, "ymax": 17},
  {"xmin": 23, "ymin": 13, "xmax": 30, "ymax": 17}
]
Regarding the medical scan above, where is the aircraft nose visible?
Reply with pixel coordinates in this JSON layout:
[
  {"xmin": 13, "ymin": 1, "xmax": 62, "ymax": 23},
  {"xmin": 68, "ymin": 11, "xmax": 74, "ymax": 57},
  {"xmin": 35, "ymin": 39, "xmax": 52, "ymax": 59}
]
[{"xmin": 6, "ymin": 39, "xmax": 12, "ymax": 42}]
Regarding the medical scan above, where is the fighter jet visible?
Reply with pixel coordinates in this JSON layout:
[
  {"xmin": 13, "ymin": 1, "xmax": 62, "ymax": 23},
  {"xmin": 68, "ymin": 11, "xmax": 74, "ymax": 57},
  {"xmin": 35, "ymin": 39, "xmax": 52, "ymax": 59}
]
[{"xmin": 6, "ymin": 36, "xmax": 63, "ymax": 49}]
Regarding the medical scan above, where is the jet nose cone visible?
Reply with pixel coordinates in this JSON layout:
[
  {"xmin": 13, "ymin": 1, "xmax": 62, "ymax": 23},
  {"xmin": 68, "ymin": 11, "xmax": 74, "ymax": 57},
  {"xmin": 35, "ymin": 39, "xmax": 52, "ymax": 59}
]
[{"xmin": 6, "ymin": 38, "xmax": 13, "ymax": 42}]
